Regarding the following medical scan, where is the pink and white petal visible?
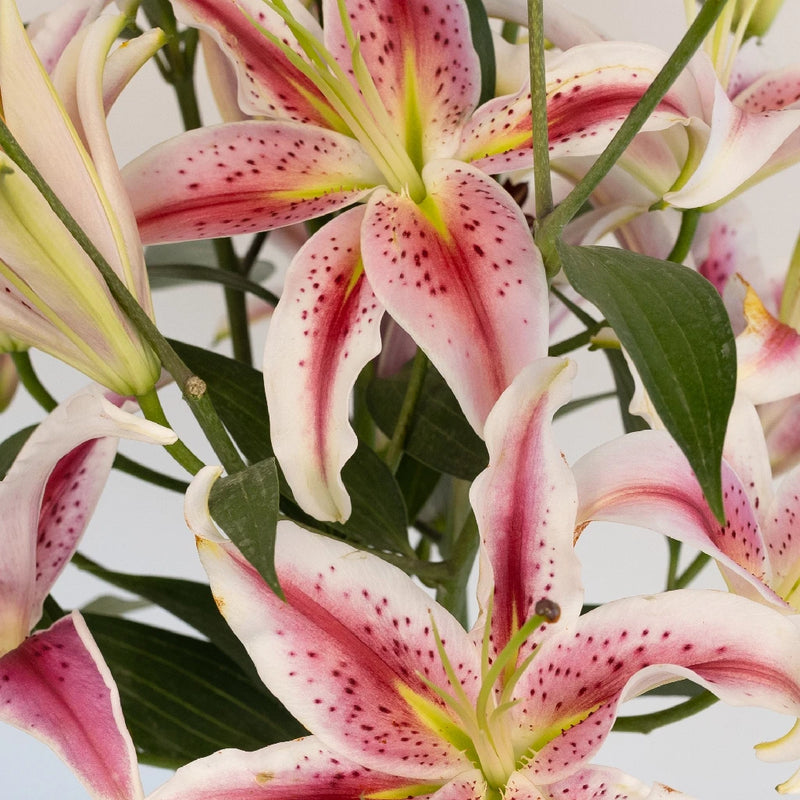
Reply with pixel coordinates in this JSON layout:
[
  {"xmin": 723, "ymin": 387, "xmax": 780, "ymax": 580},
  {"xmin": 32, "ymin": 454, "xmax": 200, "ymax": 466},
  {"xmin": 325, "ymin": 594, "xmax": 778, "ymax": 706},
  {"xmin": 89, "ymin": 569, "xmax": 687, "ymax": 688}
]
[
  {"xmin": 200, "ymin": 31, "xmax": 250, "ymax": 123},
  {"xmin": 0, "ymin": 0, "xmax": 117, "ymax": 271},
  {"xmin": 187, "ymin": 468, "xmax": 480, "ymax": 781},
  {"xmin": 362, "ymin": 160, "xmax": 548, "ymax": 435},
  {"xmin": 514, "ymin": 591, "xmax": 800, "ymax": 781},
  {"xmin": 514, "ymin": 764, "xmax": 656, "ymax": 800},
  {"xmin": 0, "ymin": 612, "xmax": 143, "ymax": 800},
  {"xmin": 123, "ymin": 121, "xmax": 382, "ymax": 244},
  {"xmin": 324, "ymin": 0, "xmax": 480, "ymax": 162},
  {"xmin": 735, "ymin": 280, "xmax": 800, "ymax": 404},
  {"xmin": 148, "ymin": 737, "xmax": 431, "ymax": 800},
  {"xmin": 761, "ymin": 396, "xmax": 800, "ymax": 477},
  {"xmin": 573, "ymin": 430, "xmax": 778, "ymax": 605},
  {"xmin": 26, "ymin": 0, "xmax": 105, "ymax": 73},
  {"xmin": 733, "ymin": 63, "xmax": 800, "ymax": 115},
  {"xmin": 459, "ymin": 42, "xmax": 702, "ymax": 175},
  {"xmin": 0, "ymin": 385, "xmax": 175, "ymax": 643},
  {"xmin": 172, "ymin": 0, "xmax": 339, "ymax": 126},
  {"xmin": 665, "ymin": 62, "xmax": 800, "ymax": 208},
  {"xmin": 263, "ymin": 207, "xmax": 383, "ymax": 523},
  {"xmin": 469, "ymin": 358, "xmax": 583, "ymax": 659},
  {"xmin": 763, "ymin": 464, "xmax": 800, "ymax": 606}
]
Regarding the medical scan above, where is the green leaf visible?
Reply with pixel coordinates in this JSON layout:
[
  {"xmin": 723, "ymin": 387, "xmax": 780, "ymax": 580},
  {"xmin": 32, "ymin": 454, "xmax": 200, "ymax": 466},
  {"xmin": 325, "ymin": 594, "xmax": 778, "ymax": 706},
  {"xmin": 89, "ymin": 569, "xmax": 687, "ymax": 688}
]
[
  {"xmin": 83, "ymin": 613, "xmax": 305, "ymax": 768},
  {"xmin": 367, "ymin": 365, "xmax": 488, "ymax": 480},
  {"xmin": 71, "ymin": 552, "xmax": 260, "ymax": 683},
  {"xmin": 463, "ymin": 0, "xmax": 496, "ymax": 105},
  {"xmin": 81, "ymin": 595, "xmax": 151, "ymax": 616},
  {"xmin": 395, "ymin": 454, "xmax": 442, "ymax": 521},
  {"xmin": 209, "ymin": 458, "xmax": 282, "ymax": 598},
  {"xmin": 559, "ymin": 243, "xmax": 736, "ymax": 521},
  {"xmin": 0, "ymin": 423, "xmax": 35, "ymax": 479},
  {"xmin": 170, "ymin": 341, "xmax": 411, "ymax": 555}
]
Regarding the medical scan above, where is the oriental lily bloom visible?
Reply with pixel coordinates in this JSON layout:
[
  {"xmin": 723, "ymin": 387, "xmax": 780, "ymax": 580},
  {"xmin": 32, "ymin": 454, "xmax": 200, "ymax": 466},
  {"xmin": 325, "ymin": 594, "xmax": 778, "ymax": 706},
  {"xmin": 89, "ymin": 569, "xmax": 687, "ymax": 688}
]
[
  {"xmin": 123, "ymin": 0, "xmax": 708, "ymax": 522},
  {"xmin": 0, "ymin": 384, "xmax": 176, "ymax": 799},
  {"xmin": 155, "ymin": 357, "xmax": 800, "ymax": 800},
  {"xmin": 0, "ymin": 0, "xmax": 163, "ymax": 395}
]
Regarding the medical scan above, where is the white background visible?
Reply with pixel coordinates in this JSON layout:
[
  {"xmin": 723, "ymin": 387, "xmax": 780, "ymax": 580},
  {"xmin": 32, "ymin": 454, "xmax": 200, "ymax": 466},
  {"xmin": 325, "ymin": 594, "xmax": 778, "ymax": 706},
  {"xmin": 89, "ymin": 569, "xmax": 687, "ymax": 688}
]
[{"xmin": 4, "ymin": 0, "xmax": 800, "ymax": 797}]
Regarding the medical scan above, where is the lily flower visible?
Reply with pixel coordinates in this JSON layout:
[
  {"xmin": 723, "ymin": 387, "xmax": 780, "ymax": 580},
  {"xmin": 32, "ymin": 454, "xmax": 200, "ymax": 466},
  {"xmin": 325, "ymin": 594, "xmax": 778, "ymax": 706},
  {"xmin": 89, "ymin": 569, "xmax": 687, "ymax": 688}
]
[
  {"xmin": 0, "ymin": 0, "xmax": 163, "ymax": 396},
  {"xmin": 122, "ymin": 0, "xmax": 707, "ymax": 521},
  {"xmin": 152, "ymin": 357, "xmax": 800, "ymax": 799},
  {"xmin": 0, "ymin": 384, "xmax": 176, "ymax": 799}
]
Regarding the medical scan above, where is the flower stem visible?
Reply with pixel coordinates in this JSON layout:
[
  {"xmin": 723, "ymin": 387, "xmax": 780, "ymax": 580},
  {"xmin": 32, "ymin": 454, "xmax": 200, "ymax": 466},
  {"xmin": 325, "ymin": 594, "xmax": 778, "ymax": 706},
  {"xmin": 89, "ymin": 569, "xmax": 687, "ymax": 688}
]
[
  {"xmin": 11, "ymin": 351, "xmax": 57, "ymax": 412},
  {"xmin": 675, "ymin": 552, "xmax": 711, "ymax": 588},
  {"xmin": 667, "ymin": 208, "xmax": 702, "ymax": 263},
  {"xmin": 613, "ymin": 690, "xmax": 717, "ymax": 733},
  {"xmin": 112, "ymin": 453, "xmax": 189, "ymax": 494},
  {"xmin": 213, "ymin": 237, "xmax": 253, "ymax": 365},
  {"xmin": 537, "ymin": 0, "xmax": 729, "ymax": 253},
  {"xmin": 384, "ymin": 349, "xmax": 429, "ymax": 473},
  {"xmin": 136, "ymin": 388, "xmax": 205, "ymax": 475},
  {"xmin": 527, "ymin": 0, "xmax": 554, "ymax": 225}
]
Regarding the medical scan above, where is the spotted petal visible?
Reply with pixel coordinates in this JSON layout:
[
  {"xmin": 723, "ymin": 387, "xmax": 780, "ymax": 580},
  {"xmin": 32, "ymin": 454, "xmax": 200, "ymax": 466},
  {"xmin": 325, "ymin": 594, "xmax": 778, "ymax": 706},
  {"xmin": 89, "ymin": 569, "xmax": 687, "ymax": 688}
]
[
  {"xmin": 458, "ymin": 42, "xmax": 703, "ymax": 174},
  {"xmin": 263, "ymin": 207, "xmax": 384, "ymax": 523},
  {"xmin": 0, "ymin": 385, "xmax": 176, "ymax": 653},
  {"xmin": 469, "ymin": 357, "xmax": 583, "ymax": 659},
  {"xmin": 362, "ymin": 160, "xmax": 548, "ymax": 435},
  {"xmin": 323, "ymin": 0, "xmax": 480, "ymax": 162},
  {"xmin": 148, "ymin": 737, "xmax": 432, "ymax": 800},
  {"xmin": 186, "ymin": 467, "xmax": 481, "ymax": 782},
  {"xmin": 513, "ymin": 590, "xmax": 800, "ymax": 784},
  {"xmin": 573, "ymin": 429, "xmax": 782, "ymax": 607},
  {"xmin": 124, "ymin": 120, "xmax": 382, "ymax": 244},
  {"xmin": 0, "ymin": 612, "xmax": 143, "ymax": 800}
]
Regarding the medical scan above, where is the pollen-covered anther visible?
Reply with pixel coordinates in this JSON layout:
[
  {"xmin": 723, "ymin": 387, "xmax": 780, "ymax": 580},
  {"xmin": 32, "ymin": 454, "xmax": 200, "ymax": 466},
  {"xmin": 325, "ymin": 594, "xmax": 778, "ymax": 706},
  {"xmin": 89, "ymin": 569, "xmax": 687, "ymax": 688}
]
[{"xmin": 535, "ymin": 598, "xmax": 561, "ymax": 624}]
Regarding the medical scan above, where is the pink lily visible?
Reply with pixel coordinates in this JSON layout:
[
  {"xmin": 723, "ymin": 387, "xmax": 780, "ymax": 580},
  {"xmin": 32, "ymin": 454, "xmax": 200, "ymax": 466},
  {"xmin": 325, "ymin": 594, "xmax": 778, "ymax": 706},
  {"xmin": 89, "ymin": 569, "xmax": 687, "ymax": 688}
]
[
  {"xmin": 122, "ymin": 0, "xmax": 709, "ymax": 521},
  {"xmin": 0, "ymin": 384, "xmax": 176, "ymax": 799},
  {"xmin": 0, "ymin": 0, "xmax": 163, "ymax": 395},
  {"xmin": 153, "ymin": 357, "xmax": 800, "ymax": 799}
]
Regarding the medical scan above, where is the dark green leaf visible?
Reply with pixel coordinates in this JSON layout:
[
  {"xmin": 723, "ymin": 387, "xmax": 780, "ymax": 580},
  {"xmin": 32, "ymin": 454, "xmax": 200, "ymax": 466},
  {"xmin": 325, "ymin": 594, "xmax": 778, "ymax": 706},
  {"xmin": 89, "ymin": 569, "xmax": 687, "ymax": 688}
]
[
  {"xmin": 71, "ymin": 552, "xmax": 259, "ymax": 683},
  {"xmin": 170, "ymin": 341, "xmax": 411, "ymax": 554},
  {"xmin": 0, "ymin": 424, "xmax": 35, "ymax": 479},
  {"xmin": 395, "ymin": 454, "xmax": 442, "ymax": 521},
  {"xmin": 368, "ymin": 365, "xmax": 488, "ymax": 480},
  {"xmin": 84, "ymin": 613, "xmax": 304, "ymax": 768},
  {"xmin": 464, "ymin": 0, "xmax": 496, "ymax": 105},
  {"xmin": 559, "ymin": 243, "xmax": 736, "ymax": 521},
  {"xmin": 209, "ymin": 458, "xmax": 282, "ymax": 598}
]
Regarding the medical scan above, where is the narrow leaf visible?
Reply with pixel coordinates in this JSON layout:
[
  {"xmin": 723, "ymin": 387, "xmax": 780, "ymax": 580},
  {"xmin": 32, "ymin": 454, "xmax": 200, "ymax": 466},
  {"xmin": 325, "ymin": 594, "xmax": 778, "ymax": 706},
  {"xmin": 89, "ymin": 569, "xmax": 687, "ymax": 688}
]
[
  {"xmin": 0, "ymin": 424, "xmax": 35, "ymax": 479},
  {"xmin": 84, "ymin": 613, "xmax": 305, "ymax": 768},
  {"xmin": 559, "ymin": 243, "xmax": 736, "ymax": 521}
]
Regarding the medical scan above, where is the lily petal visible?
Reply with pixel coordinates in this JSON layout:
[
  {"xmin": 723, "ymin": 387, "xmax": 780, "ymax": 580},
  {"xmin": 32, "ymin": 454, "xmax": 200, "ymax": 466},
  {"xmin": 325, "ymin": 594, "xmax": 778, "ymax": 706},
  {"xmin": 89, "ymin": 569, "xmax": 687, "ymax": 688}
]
[
  {"xmin": 362, "ymin": 160, "xmax": 548, "ymax": 435},
  {"xmin": 187, "ymin": 467, "xmax": 481, "ymax": 782},
  {"xmin": 459, "ymin": 42, "xmax": 703, "ymax": 174},
  {"xmin": 124, "ymin": 120, "xmax": 382, "ymax": 244},
  {"xmin": 470, "ymin": 357, "xmax": 582, "ymax": 658},
  {"xmin": 263, "ymin": 206, "xmax": 384, "ymax": 523},
  {"xmin": 26, "ymin": 0, "xmax": 106, "ymax": 73},
  {"xmin": 507, "ymin": 764, "xmax": 655, "ymax": 800},
  {"xmin": 323, "ymin": 0, "xmax": 480, "ymax": 162},
  {"xmin": 148, "ymin": 736, "xmax": 428, "ymax": 800},
  {"xmin": 0, "ymin": 612, "xmax": 143, "ymax": 800},
  {"xmin": 573, "ymin": 429, "xmax": 781, "ymax": 606},
  {"xmin": 0, "ymin": 385, "xmax": 176, "ymax": 652},
  {"xmin": 172, "ymin": 0, "xmax": 337, "ymax": 125},
  {"xmin": 515, "ymin": 590, "xmax": 800, "ymax": 782}
]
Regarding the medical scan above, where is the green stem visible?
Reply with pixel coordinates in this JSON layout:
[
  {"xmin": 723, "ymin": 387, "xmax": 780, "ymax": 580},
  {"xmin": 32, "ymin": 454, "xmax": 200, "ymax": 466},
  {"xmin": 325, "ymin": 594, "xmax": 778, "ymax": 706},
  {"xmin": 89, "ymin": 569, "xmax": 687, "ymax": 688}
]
[
  {"xmin": 538, "ymin": 0, "xmax": 729, "ymax": 248},
  {"xmin": 613, "ymin": 690, "xmax": 717, "ymax": 733},
  {"xmin": 147, "ymin": 264, "xmax": 280, "ymax": 307},
  {"xmin": 435, "ymin": 510, "xmax": 480, "ymax": 628},
  {"xmin": 10, "ymin": 351, "xmax": 57, "ymax": 412},
  {"xmin": 527, "ymin": 0, "xmax": 554, "ymax": 227},
  {"xmin": 0, "ymin": 118, "xmax": 246, "ymax": 476},
  {"xmin": 675, "ymin": 552, "xmax": 711, "ymax": 588},
  {"xmin": 384, "ymin": 349, "xmax": 429, "ymax": 473},
  {"xmin": 666, "ymin": 538, "xmax": 682, "ymax": 591},
  {"xmin": 112, "ymin": 453, "xmax": 189, "ymax": 493},
  {"xmin": 667, "ymin": 208, "xmax": 702, "ymax": 263},
  {"xmin": 136, "ymin": 388, "xmax": 205, "ymax": 474},
  {"xmin": 242, "ymin": 231, "xmax": 270, "ymax": 276},
  {"xmin": 213, "ymin": 237, "xmax": 253, "ymax": 365},
  {"xmin": 548, "ymin": 326, "xmax": 602, "ymax": 357}
]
